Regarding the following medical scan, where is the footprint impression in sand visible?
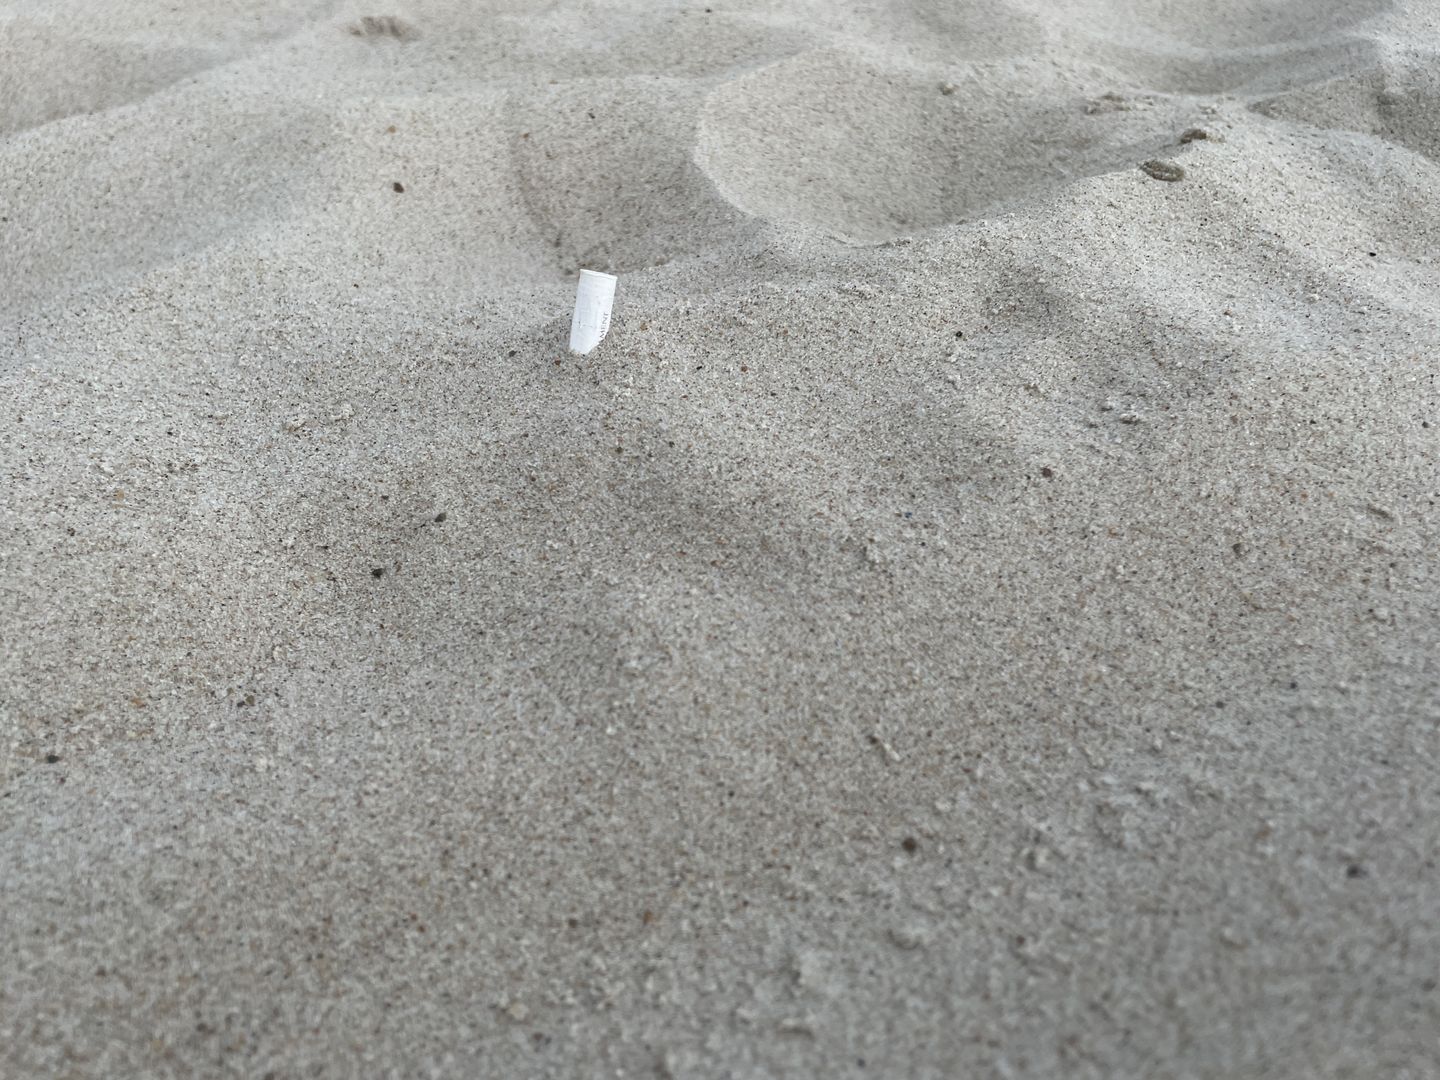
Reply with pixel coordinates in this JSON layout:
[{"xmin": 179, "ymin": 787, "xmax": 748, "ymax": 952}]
[{"xmin": 693, "ymin": 49, "xmax": 1192, "ymax": 244}]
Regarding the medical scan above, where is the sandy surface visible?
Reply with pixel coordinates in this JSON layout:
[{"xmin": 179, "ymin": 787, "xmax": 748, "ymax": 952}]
[{"xmin": 3, "ymin": 1, "xmax": 1439, "ymax": 1076}]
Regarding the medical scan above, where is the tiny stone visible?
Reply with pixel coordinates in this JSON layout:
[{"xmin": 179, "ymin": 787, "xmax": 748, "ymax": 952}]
[
  {"xmin": 1040, "ymin": 466, "xmax": 1054, "ymax": 478},
  {"xmin": 434, "ymin": 512, "xmax": 447, "ymax": 523},
  {"xmin": 1179, "ymin": 127, "xmax": 1209, "ymax": 143},
  {"xmin": 44, "ymin": 753, "xmax": 61, "ymax": 764},
  {"xmin": 1140, "ymin": 160, "xmax": 1185, "ymax": 182},
  {"xmin": 371, "ymin": 567, "xmax": 385, "ymax": 578},
  {"xmin": 888, "ymin": 925, "xmax": 929, "ymax": 951},
  {"xmin": 901, "ymin": 836, "xmax": 919, "ymax": 853},
  {"xmin": 392, "ymin": 181, "xmax": 405, "ymax": 193},
  {"xmin": 1346, "ymin": 864, "xmax": 1367, "ymax": 879}
]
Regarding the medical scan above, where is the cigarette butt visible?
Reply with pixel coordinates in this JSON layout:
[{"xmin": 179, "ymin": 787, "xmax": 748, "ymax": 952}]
[{"xmin": 569, "ymin": 269, "xmax": 617, "ymax": 355}]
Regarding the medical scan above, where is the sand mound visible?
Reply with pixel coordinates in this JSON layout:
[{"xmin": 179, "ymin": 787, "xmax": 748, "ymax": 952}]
[
  {"xmin": 1253, "ymin": 51, "xmax": 1440, "ymax": 163},
  {"xmin": 512, "ymin": 78, "xmax": 755, "ymax": 274}
]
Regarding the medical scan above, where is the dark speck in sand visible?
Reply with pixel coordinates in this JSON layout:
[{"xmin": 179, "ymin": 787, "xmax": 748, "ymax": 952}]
[
  {"xmin": 901, "ymin": 837, "xmax": 919, "ymax": 853},
  {"xmin": 434, "ymin": 512, "xmax": 447, "ymax": 523},
  {"xmin": 44, "ymin": 754, "xmax": 61, "ymax": 764},
  {"xmin": 1179, "ymin": 127, "xmax": 1209, "ymax": 143},
  {"xmin": 1040, "ymin": 466, "xmax": 1054, "ymax": 478},
  {"xmin": 392, "ymin": 181, "xmax": 405, "ymax": 193},
  {"xmin": 1346, "ymin": 864, "xmax": 1367, "ymax": 879},
  {"xmin": 372, "ymin": 567, "xmax": 385, "ymax": 578},
  {"xmin": 1140, "ymin": 160, "xmax": 1185, "ymax": 182}
]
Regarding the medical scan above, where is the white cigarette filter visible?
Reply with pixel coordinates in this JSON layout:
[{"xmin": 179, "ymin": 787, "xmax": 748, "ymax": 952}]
[{"xmin": 569, "ymin": 269, "xmax": 617, "ymax": 355}]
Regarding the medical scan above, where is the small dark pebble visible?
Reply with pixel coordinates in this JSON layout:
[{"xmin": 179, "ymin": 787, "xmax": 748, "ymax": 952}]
[
  {"xmin": 1346, "ymin": 864, "xmax": 1367, "ymax": 879},
  {"xmin": 1040, "ymin": 466, "xmax": 1054, "ymax": 478},
  {"xmin": 901, "ymin": 836, "xmax": 919, "ymax": 853},
  {"xmin": 1179, "ymin": 127, "xmax": 1209, "ymax": 143},
  {"xmin": 392, "ymin": 181, "xmax": 405, "ymax": 193},
  {"xmin": 1289, "ymin": 680, "xmax": 1299, "ymax": 690},
  {"xmin": 44, "ymin": 753, "xmax": 61, "ymax": 764},
  {"xmin": 371, "ymin": 567, "xmax": 385, "ymax": 578},
  {"xmin": 1140, "ymin": 160, "xmax": 1185, "ymax": 182},
  {"xmin": 1422, "ymin": 978, "xmax": 1437, "ymax": 992},
  {"xmin": 434, "ymin": 512, "xmax": 447, "ymax": 523}
]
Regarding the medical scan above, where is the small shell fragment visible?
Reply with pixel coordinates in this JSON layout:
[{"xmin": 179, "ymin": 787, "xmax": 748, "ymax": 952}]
[{"xmin": 1140, "ymin": 160, "xmax": 1185, "ymax": 182}]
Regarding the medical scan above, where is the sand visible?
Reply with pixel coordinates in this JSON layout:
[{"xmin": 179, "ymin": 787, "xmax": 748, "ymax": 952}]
[{"xmin": 3, "ymin": 1, "xmax": 1439, "ymax": 1076}]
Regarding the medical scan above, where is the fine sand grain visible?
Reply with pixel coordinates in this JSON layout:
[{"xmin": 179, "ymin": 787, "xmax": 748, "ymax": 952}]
[{"xmin": 3, "ymin": 1, "xmax": 1439, "ymax": 1077}]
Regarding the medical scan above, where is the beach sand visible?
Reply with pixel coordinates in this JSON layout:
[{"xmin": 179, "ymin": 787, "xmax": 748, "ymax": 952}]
[{"xmin": 3, "ymin": 1, "xmax": 1439, "ymax": 1076}]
